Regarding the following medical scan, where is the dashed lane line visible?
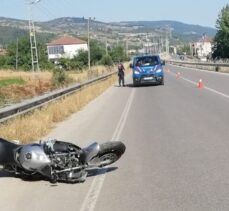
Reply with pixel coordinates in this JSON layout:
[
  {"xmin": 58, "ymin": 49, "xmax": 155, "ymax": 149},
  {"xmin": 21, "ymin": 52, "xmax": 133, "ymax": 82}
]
[
  {"xmin": 80, "ymin": 88, "xmax": 136, "ymax": 211},
  {"xmin": 169, "ymin": 71, "xmax": 229, "ymax": 100}
]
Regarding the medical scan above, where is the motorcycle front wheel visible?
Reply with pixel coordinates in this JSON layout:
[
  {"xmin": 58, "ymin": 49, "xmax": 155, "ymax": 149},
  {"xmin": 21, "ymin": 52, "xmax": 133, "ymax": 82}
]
[{"xmin": 96, "ymin": 142, "xmax": 126, "ymax": 167}]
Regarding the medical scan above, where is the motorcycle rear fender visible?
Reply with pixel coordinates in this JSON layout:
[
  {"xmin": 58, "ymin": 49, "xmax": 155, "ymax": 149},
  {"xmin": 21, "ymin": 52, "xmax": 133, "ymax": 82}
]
[{"xmin": 81, "ymin": 142, "xmax": 100, "ymax": 164}]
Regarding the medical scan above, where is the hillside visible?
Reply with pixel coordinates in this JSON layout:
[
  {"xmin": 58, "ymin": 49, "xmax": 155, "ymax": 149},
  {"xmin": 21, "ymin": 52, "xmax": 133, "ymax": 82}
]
[
  {"xmin": 121, "ymin": 20, "xmax": 216, "ymax": 36},
  {"xmin": 0, "ymin": 17, "xmax": 217, "ymax": 46}
]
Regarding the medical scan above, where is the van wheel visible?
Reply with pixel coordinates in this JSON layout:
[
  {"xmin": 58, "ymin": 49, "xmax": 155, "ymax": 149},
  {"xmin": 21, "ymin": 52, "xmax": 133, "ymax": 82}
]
[
  {"xmin": 161, "ymin": 78, "xmax": 164, "ymax": 85},
  {"xmin": 133, "ymin": 81, "xmax": 138, "ymax": 87}
]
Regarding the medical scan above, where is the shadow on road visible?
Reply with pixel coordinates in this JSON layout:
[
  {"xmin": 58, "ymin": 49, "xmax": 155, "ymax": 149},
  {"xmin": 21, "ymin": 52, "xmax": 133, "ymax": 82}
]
[
  {"xmin": 115, "ymin": 83, "xmax": 160, "ymax": 88},
  {"xmin": 86, "ymin": 166, "xmax": 118, "ymax": 177},
  {"xmin": 0, "ymin": 170, "xmax": 44, "ymax": 182},
  {"xmin": 0, "ymin": 167, "xmax": 118, "ymax": 184},
  {"xmin": 114, "ymin": 84, "xmax": 136, "ymax": 88},
  {"xmin": 0, "ymin": 170, "xmax": 14, "ymax": 178}
]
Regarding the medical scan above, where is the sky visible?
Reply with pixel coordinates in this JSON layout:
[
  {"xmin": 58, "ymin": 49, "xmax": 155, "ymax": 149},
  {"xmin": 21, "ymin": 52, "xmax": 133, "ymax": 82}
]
[{"xmin": 0, "ymin": 0, "xmax": 228, "ymax": 28}]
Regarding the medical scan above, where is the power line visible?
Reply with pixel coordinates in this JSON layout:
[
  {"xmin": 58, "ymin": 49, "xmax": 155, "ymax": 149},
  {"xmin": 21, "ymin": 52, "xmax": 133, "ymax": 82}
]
[
  {"xmin": 26, "ymin": 0, "xmax": 40, "ymax": 72},
  {"xmin": 35, "ymin": 3, "xmax": 57, "ymax": 20},
  {"xmin": 36, "ymin": 0, "xmax": 65, "ymax": 20}
]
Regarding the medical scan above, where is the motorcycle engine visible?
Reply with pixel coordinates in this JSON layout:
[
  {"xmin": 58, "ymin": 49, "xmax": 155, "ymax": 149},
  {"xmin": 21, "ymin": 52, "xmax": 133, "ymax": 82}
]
[
  {"xmin": 17, "ymin": 140, "xmax": 83, "ymax": 182},
  {"xmin": 50, "ymin": 152, "xmax": 80, "ymax": 170},
  {"xmin": 42, "ymin": 140, "xmax": 81, "ymax": 170}
]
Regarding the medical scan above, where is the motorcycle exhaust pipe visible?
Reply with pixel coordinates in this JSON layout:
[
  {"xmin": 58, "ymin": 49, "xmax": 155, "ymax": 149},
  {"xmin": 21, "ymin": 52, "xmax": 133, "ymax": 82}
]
[{"xmin": 54, "ymin": 165, "xmax": 85, "ymax": 174}]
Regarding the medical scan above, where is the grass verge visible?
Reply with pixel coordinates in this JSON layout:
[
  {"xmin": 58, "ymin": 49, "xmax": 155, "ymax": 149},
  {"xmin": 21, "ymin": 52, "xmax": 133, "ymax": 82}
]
[
  {"xmin": 0, "ymin": 74, "xmax": 116, "ymax": 144},
  {"xmin": 0, "ymin": 78, "xmax": 26, "ymax": 88}
]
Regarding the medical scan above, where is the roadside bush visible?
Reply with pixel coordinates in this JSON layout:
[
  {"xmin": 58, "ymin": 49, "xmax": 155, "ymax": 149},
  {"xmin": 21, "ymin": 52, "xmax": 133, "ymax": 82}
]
[
  {"xmin": 99, "ymin": 54, "xmax": 113, "ymax": 66},
  {"xmin": 71, "ymin": 60, "xmax": 85, "ymax": 70},
  {"xmin": 52, "ymin": 69, "xmax": 69, "ymax": 87},
  {"xmin": 0, "ymin": 56, "xmax": 7, "ymax": 67}
]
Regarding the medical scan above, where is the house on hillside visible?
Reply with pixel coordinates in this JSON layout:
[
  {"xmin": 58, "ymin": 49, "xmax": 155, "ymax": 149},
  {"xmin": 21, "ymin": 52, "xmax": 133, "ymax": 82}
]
[
  {"xmin": 47, "ymin": 36, "xmax": 88, "ymax": 61},
  {"xmin": 193, "ymin": 35, "xmax": 213, "ymax": 61}
]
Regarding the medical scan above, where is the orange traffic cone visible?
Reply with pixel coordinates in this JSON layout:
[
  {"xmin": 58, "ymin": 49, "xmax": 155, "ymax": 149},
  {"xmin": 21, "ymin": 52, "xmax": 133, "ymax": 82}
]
[
  {"xmin": 197, "ymin": 79, "xmax": 204, "ymax": 89},
  {"xmin": 176, "ymin": 72, "xmax": 181, "ymax": 79}
]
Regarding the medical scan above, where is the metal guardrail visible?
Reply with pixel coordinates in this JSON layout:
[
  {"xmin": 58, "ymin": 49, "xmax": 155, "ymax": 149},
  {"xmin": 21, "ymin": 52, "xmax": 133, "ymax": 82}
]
[
  {"xmin": 166, "ymin": 60, "xmax": 229, "ymax": 67},
  {"xmin": 0, "ymin": 71, "xmax": 116, "ymax": 123},
  {"xmin": 165, "ymin": 60, "xmax": 229, "ymax": 73}
]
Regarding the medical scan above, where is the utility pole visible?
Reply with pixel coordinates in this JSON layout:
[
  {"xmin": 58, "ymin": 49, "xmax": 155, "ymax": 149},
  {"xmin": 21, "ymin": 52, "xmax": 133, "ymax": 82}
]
[
  {"xmin": 190, "ymin": 43, "xmax": 193, "ymax": 57},
  {"xmin": 125, "ymin": 37, "xmax": 129, "ymax": 57},
  {"xmin": 16, "ymin": 38, "xmax": 19, "ymax": 70},
  {"xmin": 26, "ymin": 0, "xmax": 40, "ymax": 72},
  {"xmin": 105, "ymin": 39, "xmax": 108, "ymax": 55},
  {"xmin": 87, "ymin": 17, "xmax": 91, "ymax": 70},
  {"xmin": 146, "ymin": 33, "xmax": 148, "ymax": 54},
  {"xmin": 165, "ymin": 27, "xmax": 169, "ymax": 55},
  {"xmin": 86, "ymin": 17, "xmax": 95, "ymax": 70},
  {"xmin": 116, "ymin": 37, "xmax": 119, "ymax": 45}
]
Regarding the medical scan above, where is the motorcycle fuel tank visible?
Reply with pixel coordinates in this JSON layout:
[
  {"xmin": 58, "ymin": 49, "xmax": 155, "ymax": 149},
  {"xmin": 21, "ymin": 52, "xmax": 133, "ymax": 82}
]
[{"xmin": 18, "ymin": 144, "xmax": 51, "ymax": 171}]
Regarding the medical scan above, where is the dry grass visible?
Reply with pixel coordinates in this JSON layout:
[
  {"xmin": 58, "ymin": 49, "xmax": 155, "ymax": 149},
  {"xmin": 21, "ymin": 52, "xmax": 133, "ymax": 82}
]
[
  {"xmin": 0, "ymin": 65, "xmax": 116, "ymax": 82},
  {"xmin": 69, "ymin": 65, "xmax": 114, "ymax": 83},
  {"xmin": 0, "ymin": 71, "xmax": 53, "ymax": 105},
  {"xmin": 0, "ymin": 75, "xmax": 116, "ymax": 144},
  {"xmin": 0, "ymin": 66, "xmax": 115, "ymax": 105},
  {"xmin": 0, "ymin": 70, "xmax": 52, "ymax": 81}
]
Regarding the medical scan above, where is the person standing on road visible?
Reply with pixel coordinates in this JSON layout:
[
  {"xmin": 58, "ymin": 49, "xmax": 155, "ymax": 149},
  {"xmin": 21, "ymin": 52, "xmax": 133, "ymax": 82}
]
[{"xmin": 117, "ymin": 62, "xmax": 125, "ymax": 87}]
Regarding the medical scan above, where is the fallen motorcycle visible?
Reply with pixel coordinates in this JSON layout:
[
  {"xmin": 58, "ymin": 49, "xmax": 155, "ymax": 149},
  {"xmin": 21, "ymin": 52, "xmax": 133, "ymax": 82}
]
[{"xmin": 0, "ymin": 138, "xmax": 126, "ymax": 183}]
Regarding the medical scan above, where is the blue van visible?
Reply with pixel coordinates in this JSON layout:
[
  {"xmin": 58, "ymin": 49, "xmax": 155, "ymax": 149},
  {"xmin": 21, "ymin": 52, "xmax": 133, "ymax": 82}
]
[{"xmin": 130, "ymin": 55, "xmax": 165, "ymax": 86}]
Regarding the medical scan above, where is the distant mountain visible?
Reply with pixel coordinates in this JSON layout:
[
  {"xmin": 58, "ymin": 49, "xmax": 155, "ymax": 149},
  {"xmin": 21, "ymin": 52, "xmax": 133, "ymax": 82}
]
[
  {"xmin": 0, "ymin": 17, "xmax": 217, "ymax": 46},
  {"xmin": 121, "ymin": 20, "xmax": 216, "ymax": 35},
  {"xmin": 38, "ymin": 17, "xmax": 106, "ymax": 34},
  {"xmin": 120, "ymin": 20, "xmax": 216, "ymax": 41}
]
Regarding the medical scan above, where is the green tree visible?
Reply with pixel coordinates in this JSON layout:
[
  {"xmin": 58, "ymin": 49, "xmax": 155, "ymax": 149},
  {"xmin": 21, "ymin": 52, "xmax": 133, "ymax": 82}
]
[
  {"xmin": 90, "ymin": 40, "xmax": 106, "ymax": 65},
  {"xmin": 71, "ymin": 40, "xmax": 107, "ymax": 69},
  {"xmin": 4, "ymin": 36, "xmax": 52, "ymax": 70},
  {"xmin": 75, "ymin": 49, "xmax": 88, "ymax": 66},
  {"xmin": 0, "ymin": 56, "xmax": 10, "ymax": 68},
  {"xmin": 6, "ymin": 37, "xmax": 31, "ymax": 70},
  {"xmin": 213, "ymin": 4, "xmax": 229, "ymax": 59},
  {"xmin": 109, "ymin": 45, "xmax": 128, "ymax": 63}
]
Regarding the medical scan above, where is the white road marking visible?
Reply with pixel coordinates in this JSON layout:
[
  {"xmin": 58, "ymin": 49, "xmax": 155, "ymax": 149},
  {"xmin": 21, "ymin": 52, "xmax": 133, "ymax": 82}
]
[
  {"xmin": 80, "ymin": 89, "xmax": 136, "ymax": 211},
  {"xmin": 169, "ymin": 71, "xmax": 229, "ymax": 100},
  {"xmin": 168, "ymin": 63, "xmax": 229, "ymax": 76}
]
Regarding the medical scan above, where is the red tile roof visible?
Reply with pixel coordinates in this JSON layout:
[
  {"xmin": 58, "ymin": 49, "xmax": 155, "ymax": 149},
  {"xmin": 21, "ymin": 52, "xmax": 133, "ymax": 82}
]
[{"xmin": 47, "ymin": 36, "xmax": 87, "ymax": 46}]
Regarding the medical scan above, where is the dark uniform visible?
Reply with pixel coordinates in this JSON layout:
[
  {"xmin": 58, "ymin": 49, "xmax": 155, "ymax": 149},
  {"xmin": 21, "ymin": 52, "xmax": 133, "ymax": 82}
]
[{"xmin": 118, "ymin": 63, "xmax": 125, "ymax": 86}]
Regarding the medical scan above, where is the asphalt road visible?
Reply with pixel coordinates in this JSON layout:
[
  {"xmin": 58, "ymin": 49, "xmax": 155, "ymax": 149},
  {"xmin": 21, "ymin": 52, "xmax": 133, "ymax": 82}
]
[{"xmin": 1, "ymin": 64, "xmax": 229, "ymax": 211}]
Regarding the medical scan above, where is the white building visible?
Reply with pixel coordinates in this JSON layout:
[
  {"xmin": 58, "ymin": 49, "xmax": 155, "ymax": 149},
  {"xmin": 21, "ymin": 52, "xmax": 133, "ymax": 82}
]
[
  {"xmin": 194, "ymin": 36, "xmax": 213, "ymax": 60},
  {"xmin": 47, "ymin": 36, "xmax": 88, "ymax": 60}
]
